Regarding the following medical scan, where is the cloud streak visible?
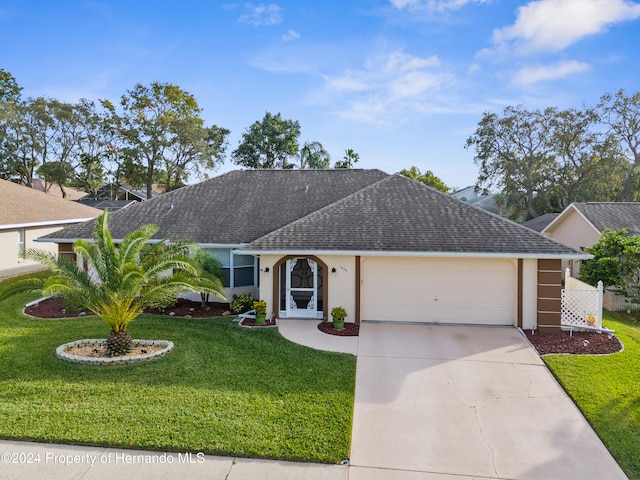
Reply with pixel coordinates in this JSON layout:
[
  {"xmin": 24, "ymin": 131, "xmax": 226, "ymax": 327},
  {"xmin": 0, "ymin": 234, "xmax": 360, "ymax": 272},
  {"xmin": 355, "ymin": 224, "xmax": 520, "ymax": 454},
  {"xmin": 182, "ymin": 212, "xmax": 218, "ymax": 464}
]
[
  {"xmin": 317, "ymin": 51, "xmax": 454, "ymax": 123},
  {"xmin": 511, "ymin": 60, "xmax": 591, "ymax": 85},
  {"xmin": 389, "ymin": 0, "xmax": 489, "ymax": 12},
  {"xmin": 239, "ymin": 3, "xmax": 282, "ymax": 26}
]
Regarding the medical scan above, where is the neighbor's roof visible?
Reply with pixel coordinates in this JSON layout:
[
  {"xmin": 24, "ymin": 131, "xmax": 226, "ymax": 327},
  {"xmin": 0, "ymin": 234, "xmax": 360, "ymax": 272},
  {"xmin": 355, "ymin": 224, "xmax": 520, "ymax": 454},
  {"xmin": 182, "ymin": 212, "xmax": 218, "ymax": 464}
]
[
  {"xmin": 571, "ymin": 202, "xmax": 640, "ymax": 236},
  {"xmin": 30, "ymin": 179, "xmax": 87, "ymax": 201},
  {"xmin": 0, "ymin": 179, "xmax": 101, "ymax": 228},
  {"xmin": 240, "ymin": 174, "xmax": 587, "ymax": 258},
  {"xmin": 40, "ymin": 169, "xmax": 389, "ymax": 244},
  {"xmin": 523, "ymin": 213, "xmax": 560, "ymax": 233}
]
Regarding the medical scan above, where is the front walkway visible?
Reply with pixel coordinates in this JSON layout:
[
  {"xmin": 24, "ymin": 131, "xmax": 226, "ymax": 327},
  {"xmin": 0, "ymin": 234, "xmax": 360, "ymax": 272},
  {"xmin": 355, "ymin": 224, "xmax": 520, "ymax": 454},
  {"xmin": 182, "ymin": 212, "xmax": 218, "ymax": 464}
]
[{"xmin": 277, "ymin": 319, "xmax": 359, "ymax": 355}]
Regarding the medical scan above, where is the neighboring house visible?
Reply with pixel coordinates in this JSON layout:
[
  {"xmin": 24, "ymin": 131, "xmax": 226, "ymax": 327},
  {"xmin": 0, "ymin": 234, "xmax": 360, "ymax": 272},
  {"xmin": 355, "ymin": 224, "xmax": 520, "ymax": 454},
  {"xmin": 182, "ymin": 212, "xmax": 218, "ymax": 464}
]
[
  {"xmin": 74, "ymin": 199, "xmax": 137, "ymax": 211},
  {"xmin": 38, "ymin": 169, "xmax": 588, "ymax": 333},
  {"xmin": 523, "ymin": 213, "xmax": 560, "ymax": 233},
  {"xmin": 542, "ymin": 202, "xmax": 640, "ymax": 276},
  {"xmin": 0, "ymin": 179, "xmax": 101, "ymax": 278},
  {"xmin": 451, "ymin": 186, "xmax": 504, "ymax": 216},
  {"xmin": 30, "ymin": 179, "xmax": 87, "ymax": 201},
  {"xmin": 86, "ymin": 183, "xmax": 162, "ymax": 202}
]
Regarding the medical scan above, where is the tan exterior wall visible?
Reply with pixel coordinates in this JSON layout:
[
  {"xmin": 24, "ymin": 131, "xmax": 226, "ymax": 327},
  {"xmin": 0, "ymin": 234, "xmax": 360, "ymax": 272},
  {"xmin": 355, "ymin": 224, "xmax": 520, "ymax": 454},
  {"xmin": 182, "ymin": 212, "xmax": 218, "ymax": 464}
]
[
  {"xmin": 544, "ymin": 208, "xmax": 600, "ymax": 275},
  {"xmin": 258, "ymin": 254, "xmax": 356, "ymax": 322},
  {"xmin": 0, "ymin": 226, "xmax": 62, "ymax": 278},
  {"xmin": 521, "ymin": 258, "xmax": 538, "ymax": 330}
]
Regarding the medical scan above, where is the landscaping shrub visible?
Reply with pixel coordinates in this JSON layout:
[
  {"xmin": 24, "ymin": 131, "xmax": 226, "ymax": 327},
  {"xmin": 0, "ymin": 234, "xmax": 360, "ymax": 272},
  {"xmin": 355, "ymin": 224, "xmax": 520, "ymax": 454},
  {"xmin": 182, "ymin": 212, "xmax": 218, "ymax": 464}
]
[{"xmin": 230, "ymin": 293, "xmax": 254, "ymax": 313}]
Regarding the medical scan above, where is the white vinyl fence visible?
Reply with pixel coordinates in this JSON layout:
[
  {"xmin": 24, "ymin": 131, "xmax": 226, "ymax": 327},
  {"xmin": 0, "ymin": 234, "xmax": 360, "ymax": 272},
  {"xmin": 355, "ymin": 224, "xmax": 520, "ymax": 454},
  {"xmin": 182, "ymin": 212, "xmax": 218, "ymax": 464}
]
[{"xmin": 561, "ymin": 268, "xmax": 611, "ymax": 333}]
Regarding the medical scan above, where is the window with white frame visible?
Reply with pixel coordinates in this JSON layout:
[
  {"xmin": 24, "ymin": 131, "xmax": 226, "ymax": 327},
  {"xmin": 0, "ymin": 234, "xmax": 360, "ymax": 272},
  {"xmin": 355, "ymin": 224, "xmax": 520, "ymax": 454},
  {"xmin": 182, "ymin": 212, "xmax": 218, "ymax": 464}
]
[{"xmin": 205, "ymin": 249, "xmax": 257, "ymax": 288}]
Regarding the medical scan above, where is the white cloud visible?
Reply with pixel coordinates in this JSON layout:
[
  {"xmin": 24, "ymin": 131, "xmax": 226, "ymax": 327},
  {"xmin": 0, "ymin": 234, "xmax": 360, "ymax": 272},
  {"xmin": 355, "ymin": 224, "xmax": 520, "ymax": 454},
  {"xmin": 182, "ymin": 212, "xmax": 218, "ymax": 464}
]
[
  {"xmin": 389, "ymin": 0, "xmax": 489, "ymax": 12},
  {"xmin": 317, "ymin": 50, "xmax": 454, "ymax": 123},
  {"xmin": 239, "ymin": 3, "xmax": 282, "ymax": 26},
  {"xmin": 493, "ymin": 0, "xmax": 640, "ymax": 54},
  {"xmin": 511, "ymin": 60, "xmax": 591, "ymax": 85},
  {"xmin": 282, "ymin": 29, "xmax": 299, "ymax": 41}
]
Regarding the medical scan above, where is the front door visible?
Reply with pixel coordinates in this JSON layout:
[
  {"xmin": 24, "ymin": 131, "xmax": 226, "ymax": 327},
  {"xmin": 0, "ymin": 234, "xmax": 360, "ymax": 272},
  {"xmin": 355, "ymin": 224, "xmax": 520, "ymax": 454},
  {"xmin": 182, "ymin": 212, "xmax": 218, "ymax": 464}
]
[{"xmin": 285, "ymin": 258, "xmax": 320, "ymax": 318}]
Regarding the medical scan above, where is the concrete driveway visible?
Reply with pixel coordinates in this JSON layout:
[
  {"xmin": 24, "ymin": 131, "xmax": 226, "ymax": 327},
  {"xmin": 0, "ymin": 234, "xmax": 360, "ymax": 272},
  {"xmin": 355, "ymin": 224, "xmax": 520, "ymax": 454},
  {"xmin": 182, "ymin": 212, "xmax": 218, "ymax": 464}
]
[{"xmin": 349, "ymin": 323, "xmax": 627, "ymax": 480}]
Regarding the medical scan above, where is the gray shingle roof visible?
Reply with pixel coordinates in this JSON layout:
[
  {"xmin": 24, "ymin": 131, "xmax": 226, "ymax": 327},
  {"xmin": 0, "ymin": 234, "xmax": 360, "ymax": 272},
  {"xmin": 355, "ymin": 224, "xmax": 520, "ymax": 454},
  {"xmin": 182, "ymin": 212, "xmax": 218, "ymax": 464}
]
[
  {"xmin": 523, "ymin": 213, "xmax": 559, "ymax": 233},
  {"xmin": 242, "ymin": 174, "xmax": 585, "ymax": 257},
  {"xmin": 572, "ymin": 202, "xmax": 640, "ymax": 235},
  {"xmin": 41, "ymin": 169, "xmax": 389, "ymax": 244}
]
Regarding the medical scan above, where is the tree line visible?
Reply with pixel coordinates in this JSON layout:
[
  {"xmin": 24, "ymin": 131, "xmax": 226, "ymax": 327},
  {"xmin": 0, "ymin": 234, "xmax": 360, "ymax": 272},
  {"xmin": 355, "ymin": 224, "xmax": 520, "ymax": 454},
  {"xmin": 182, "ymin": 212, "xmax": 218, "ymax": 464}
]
[
  {"xmin": 0, "ymin": 69, "xmax": 372, "ymax": 199},
  {"xmin": 466, "ymin": 89, "xmax": 640, "ymax": 220}
]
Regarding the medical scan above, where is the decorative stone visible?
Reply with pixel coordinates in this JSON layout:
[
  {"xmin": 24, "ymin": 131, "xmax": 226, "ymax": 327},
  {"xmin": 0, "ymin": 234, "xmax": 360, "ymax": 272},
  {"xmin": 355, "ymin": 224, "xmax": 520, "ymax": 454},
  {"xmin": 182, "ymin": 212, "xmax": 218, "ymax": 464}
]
[
  {"xmin": 56, "ymin": 339, "xmax": 174, "ymax": 364},
  {"xmin": 169, "ymin": 312, "xmax": 175, "ymax": 316}
]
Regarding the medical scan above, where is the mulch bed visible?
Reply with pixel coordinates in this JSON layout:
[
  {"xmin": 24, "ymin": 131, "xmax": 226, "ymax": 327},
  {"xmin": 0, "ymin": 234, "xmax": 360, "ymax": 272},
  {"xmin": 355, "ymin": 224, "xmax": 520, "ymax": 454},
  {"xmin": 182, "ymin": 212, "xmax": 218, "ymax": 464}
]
[
  {"xmin": 524, "ymin": 329, "xmax": 623, "ymax": 355},
  {"xmin": 317, "ymin": 321, "xmax": 360, "ymax": 337},
  {"xmin": 25, "ymin": 297, "xmax": 232, "ymax": 319},
  {"xmin": 240, "ymin": 318, "xmax": 277, "ymax": 327}
]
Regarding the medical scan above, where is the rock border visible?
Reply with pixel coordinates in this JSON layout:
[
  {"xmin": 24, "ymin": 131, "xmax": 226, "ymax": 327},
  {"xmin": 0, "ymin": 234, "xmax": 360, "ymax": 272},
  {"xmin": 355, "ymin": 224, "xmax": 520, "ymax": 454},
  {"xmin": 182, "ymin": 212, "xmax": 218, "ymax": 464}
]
[{"xmin": 56, "ymin": 339, "xmax": 174, "ymax": 365}]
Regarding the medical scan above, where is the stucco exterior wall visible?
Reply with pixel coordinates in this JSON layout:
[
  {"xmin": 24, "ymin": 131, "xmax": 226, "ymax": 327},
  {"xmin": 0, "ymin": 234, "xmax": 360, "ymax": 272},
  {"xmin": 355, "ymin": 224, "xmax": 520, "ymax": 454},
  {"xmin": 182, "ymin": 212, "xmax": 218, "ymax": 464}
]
[
  {"xmin": 544, "ymin": 208, "xmax": 600, "ymax": 249},
  {"xmin": 0, "ymin": 226, "xmax": 62, "ymax": 278},
  {"xmin": 258, "ymin": 254, "xmax": 357, "ymax": 322},
  {"xmin": 543, "ymin": 208, "xmax": 600, "ymax": 276},
  {"xmin": 521, "ymin": 258, "xmax": 538, "ymax": 330}
]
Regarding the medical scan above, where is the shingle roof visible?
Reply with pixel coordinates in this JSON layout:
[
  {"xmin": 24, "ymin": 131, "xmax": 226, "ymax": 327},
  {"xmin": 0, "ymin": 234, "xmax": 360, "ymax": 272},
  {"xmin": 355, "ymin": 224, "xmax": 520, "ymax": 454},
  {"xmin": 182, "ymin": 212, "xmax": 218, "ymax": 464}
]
[
  {"xmin": 572, "ymin": 202, "xmax": 640, "ymax": 235},
  {"xmin": 0, "ymin": 179, "xmax": 101, "ymax": 227},
  {"xmin": 523, "ymin": 213, "xmax": 559, "ymax": 233},
  {"xmin": 242, "ymin": 174, "xmax": 584, "ymax": 257},
  {"xmin": 41, "ymin": 169, "xmax": 390, "ymax": 243}
]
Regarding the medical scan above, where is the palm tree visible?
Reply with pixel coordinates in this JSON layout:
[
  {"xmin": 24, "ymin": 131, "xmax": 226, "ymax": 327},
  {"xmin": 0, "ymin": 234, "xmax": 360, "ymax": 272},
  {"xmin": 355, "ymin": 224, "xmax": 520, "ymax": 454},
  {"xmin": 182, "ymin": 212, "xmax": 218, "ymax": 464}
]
[
  {"xmin": 2, "ymin": 211, "xmax": 225, "ymax": 356},
  {"xmin": 334, "ymin": 148, "xmax": 359, "ymax": 169},
  {"xmin": 298, "ymin": 141, "xmax": 331, "ymax": 169}
]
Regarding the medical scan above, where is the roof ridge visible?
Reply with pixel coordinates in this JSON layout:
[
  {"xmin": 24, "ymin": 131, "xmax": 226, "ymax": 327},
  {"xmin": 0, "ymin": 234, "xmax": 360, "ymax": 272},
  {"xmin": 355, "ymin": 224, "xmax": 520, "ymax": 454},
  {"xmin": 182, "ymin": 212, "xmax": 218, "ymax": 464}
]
[{"xmin": 246, "ymin": 173, "xmax": 393, "ymax": 244}]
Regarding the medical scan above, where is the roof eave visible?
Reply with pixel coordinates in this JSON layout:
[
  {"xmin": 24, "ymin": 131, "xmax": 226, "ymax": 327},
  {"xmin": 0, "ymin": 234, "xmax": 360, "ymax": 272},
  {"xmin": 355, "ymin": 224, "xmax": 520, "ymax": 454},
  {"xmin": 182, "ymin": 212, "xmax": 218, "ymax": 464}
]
[
  {"xmin": 235, "ymin": 248, "xmax": 591, "ymax": 260},
  {"xmin": 0, "ymin": 218, "xmax": 98, "ymax": 231}
]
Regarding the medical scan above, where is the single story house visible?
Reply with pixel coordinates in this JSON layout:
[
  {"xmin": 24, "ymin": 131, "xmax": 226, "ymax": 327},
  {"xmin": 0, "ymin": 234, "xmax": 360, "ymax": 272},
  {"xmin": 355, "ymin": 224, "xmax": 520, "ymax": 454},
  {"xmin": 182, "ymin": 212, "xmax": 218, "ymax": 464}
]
[
  {"xmin": 542, "ymin": 202, "xmax": 640, "ymax": 276},
  {"xmin": 0, "ymin": 179, "xmax": 101, "ymax": 278},
  {"xmin": 38, "ymin": 169, "xmax": 589, "ymax": 333}
]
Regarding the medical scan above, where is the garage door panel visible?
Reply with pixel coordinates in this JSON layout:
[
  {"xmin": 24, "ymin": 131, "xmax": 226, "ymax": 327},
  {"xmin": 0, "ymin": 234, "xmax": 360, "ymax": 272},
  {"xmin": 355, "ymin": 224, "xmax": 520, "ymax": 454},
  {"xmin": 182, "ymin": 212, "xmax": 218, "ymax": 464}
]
[{"xmin": 361, "ymin": 257, "xmax": 515, "ymax": 325}]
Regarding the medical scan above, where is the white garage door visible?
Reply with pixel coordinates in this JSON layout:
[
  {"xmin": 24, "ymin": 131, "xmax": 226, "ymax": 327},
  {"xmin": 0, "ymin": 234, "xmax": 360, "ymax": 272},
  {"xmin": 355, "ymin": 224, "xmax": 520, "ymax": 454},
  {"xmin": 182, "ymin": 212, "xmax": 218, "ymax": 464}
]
[{"xmin": 361, "ymin": 257, "xmax": 516, "ymax": 325}]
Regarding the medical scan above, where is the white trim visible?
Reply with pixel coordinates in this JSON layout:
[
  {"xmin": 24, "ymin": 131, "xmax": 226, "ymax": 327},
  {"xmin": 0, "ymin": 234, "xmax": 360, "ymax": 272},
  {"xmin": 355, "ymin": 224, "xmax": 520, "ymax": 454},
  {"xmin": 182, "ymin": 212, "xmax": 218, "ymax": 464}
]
[
  {"xmin": 0, "ymin": 218, "xmax": 97, "ymax": 231},
  {"xmin": 235, "ymin": 249, "xmax": 591, "ymax": 260}
]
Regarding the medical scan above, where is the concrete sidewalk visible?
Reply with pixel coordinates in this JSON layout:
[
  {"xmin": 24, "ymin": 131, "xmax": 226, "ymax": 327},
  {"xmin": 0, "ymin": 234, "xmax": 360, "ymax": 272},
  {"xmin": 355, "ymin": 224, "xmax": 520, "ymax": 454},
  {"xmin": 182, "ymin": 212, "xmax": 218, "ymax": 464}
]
[{"xmin": 0, "ymin": 440, "xmax": 348, "ymax": 480}]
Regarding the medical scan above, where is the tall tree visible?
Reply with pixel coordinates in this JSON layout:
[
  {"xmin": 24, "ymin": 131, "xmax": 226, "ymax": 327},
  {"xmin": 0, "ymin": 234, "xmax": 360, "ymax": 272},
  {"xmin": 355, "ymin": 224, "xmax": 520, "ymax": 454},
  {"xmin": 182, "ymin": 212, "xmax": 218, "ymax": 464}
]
[
  {"xmin": 544, "ymin": 106, "xmax": 626, "ymax": 209},
  {"xmin": 598, "ymin": 89, "xmax": 640, "ymax": 201},
  {"xmin": 36, "ymin": 161, "xmax": 74, "ymax": 197},
  {"xmin": 102, "ymin": 82, "xmax": 227, "ymax": 198},
  {"xmin": 232, "ymin": 112, "xmax": 300, "ymax": 169},
  {"xmin": 334, "ymin": 148, "xmax": 359, "ymax": 169},
  {"xmin": 0, "ymin": 69, "xmax": 21, "ymax": 103},
  {"xmin": 466, "ymin": 106, "xmax": 557, "ymax": 219},
  {"xmin": 399, "ymin": 166, "xmax": 449, "ymax": 193},
  {"xmin": 299, "ymin": 141, "xmax": 330, "ymax": 169},
  {"xmin": 0, "ymin": 97, "xmax": 56, "ymax": 186},
  {"xmin": 163, "ymin": 120, "xmax": 229, "ymax": 191}
]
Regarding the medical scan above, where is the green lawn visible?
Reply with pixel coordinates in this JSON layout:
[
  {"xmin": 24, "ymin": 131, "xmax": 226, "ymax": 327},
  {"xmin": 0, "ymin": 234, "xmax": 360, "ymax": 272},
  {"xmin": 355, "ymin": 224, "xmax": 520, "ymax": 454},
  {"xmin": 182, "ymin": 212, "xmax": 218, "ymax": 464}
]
[
  {"xmin": 0, "ymin": 273, "xmax": 356, "ymax": 464},
  {"xmin": 544, "ymin": 312, "xmax": 640, "ymax": 479}
]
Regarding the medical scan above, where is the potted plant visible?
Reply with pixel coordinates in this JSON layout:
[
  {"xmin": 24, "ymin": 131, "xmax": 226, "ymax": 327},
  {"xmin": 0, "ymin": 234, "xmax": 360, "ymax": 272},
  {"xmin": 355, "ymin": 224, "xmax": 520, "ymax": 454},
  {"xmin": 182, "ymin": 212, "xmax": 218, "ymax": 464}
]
[
  {"xmin": 331, "ymin": 306, "xmax": 347, "ymax": 330},
  {"xmin": 253, "ymin": 300, "xmax": 267, "ymax": 324}
]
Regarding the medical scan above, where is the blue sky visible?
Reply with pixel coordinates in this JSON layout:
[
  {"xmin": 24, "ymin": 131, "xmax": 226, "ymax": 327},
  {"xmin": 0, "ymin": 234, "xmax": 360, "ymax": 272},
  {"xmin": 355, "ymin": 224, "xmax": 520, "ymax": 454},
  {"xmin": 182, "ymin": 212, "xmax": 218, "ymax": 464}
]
[{"xmin": 2, "ymin": 0, "xmax": 640, "ymax": 189}]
